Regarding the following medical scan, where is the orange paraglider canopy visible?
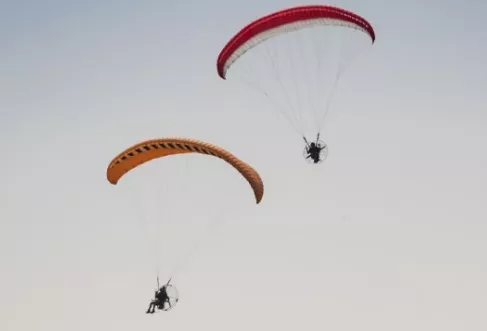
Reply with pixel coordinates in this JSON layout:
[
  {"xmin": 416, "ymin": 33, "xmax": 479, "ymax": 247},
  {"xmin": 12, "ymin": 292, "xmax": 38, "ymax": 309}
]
[{"xmin": 106, "ymin": 137, "xmax": 264, "ymax": 204}]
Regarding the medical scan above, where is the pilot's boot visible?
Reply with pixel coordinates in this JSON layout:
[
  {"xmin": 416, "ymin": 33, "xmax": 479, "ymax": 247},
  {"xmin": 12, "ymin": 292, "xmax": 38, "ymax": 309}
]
[{"xmin": 146, "ymin": 303, "xmax": 154, "ymax": 314}]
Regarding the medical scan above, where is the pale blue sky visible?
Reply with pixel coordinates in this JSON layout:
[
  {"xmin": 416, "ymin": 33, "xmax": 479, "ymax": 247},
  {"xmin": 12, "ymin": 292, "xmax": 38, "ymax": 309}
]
[{"xmin": 1, "ymin": 0, "xmax": 487, "ymax": 330}]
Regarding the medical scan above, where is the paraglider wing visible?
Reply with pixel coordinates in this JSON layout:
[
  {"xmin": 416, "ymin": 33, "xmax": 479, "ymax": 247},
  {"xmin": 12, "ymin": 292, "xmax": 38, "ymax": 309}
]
[
  {"xmin": 217, "ymin": 5, "xmax": 376, "ymax": 79},
  {"xmin": 106, "ymin": 137, "xmax": 264, "ymax": 204}
]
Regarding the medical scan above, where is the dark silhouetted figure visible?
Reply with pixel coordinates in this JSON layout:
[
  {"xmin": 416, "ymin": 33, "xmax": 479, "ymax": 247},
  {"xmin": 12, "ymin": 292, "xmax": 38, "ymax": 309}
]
[
  {"xmin": 146, "ymin": 285, "xmax": 170, "ymax": 314},
  {"xmin": 304, "ymin": 134, "xmax": 326, "ymax": 164}
]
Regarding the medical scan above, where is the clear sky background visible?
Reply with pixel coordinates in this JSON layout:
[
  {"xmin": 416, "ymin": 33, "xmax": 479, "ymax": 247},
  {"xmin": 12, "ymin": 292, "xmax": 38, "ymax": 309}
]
[{"xmin": 1, "ymin": 0, "xmax": 486, "ymax": 330}]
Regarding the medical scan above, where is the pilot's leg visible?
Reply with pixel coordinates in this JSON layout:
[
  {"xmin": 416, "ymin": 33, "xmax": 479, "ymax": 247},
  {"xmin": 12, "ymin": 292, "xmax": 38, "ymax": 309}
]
[{"xmin": 153, "ymin": 299, "xmax": 161, "ymax": 313}]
